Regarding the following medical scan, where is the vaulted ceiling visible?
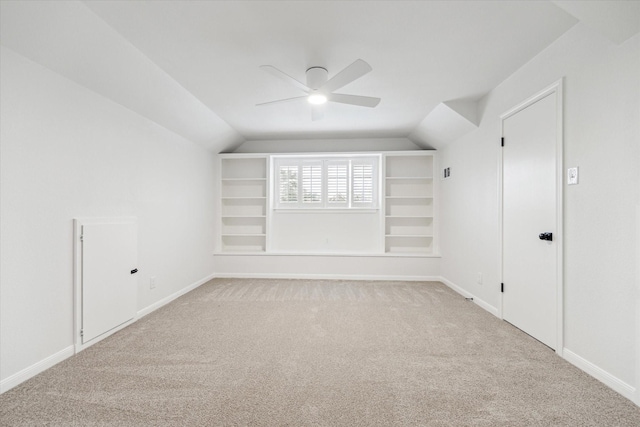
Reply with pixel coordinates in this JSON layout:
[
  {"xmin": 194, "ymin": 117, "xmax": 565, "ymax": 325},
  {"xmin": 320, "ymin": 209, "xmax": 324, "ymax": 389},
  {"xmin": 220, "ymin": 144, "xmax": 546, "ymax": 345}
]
[{"xmin": 1, "ymin": 1, "xmax": 638, "ymax": 152}]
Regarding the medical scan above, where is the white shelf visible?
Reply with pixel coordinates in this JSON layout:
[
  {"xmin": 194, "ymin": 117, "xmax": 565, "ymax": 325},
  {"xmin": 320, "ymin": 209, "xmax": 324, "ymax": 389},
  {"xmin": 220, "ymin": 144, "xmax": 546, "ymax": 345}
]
[
  {"xmin": 221, "ymin": 196, "xmax": 267, "ymax": 200},
  {"xmin": 384, "ymin": 153, "xmax": 436, "ymax": 255},
  {"xmin": 219, "ymin": 156, "xmax": 268, "ymax": 253},
  {"xmin": 214, "ymin": 251, "xmax": 440, "ymax": 258},
  {"xmin": 386, "ymin": 234, "xmax": 433, "ymax": 237},
  {"xmin": 215, "ymin": 251, "xmax": 269, "ymax": 255},
  {"xmin": 385, "ymin": 176, "xmax": 433, "ymax": 180},
  {"xmin": 385, "ymin": 196, "xmax": 433, "ymax": 199},
  {"xmin": 386, "ymin": 215, "xmax": 433, "ymax": 218},
  {"xmin": 221, "ymin": 178, "xmax": 267, "ymax": 182}
]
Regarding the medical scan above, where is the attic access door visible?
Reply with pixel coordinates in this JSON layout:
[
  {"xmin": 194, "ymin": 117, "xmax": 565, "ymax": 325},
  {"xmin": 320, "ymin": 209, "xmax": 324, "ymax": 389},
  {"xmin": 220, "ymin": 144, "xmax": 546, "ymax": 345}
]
[{"xmin": 75, "ymin": 218, "xmax": 138, "ymax": 349}]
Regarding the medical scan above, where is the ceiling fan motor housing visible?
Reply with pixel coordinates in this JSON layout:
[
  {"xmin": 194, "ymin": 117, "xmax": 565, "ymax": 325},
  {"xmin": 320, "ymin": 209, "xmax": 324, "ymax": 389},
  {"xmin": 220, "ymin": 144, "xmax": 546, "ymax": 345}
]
[{"xmin": 306, "ymin": 67, "xmax": 328, "ymax": 90}]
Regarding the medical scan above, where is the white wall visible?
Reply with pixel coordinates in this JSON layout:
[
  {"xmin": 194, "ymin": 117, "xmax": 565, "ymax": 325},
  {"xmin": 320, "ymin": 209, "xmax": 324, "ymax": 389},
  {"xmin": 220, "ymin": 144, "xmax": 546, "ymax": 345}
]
[
  {"xmin": 439, "ymin": 24, "xmax": 639, "ymax": 399},
  {"xmin": 270, "ymin": 212, "xmax": 382, "ymax": 254},
  {"xmin": 233, "ymin": 138, "xmax": 420, "ymax": 153},
  {"xmin": 0, "ymin": 47, "xmax": 216, "ymax": 387},
  {"xmin": 214, "ymin": 255, "xmax": 441, "ymax": 281}
]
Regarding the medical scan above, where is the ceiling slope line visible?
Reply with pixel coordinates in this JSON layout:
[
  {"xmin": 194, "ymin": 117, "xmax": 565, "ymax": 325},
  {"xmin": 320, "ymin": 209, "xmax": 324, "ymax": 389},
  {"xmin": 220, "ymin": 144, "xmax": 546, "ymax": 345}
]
[
  {"xmin": 0, "ymin": 0, "xmax": 244, "ymax": 153},
  {"xmin": 408, "ymin": 100, "xmax": 481, "ymax": 150},
  {"xmin": 552, "ymin": 0, "xmax": 640, "ymax": 45}
]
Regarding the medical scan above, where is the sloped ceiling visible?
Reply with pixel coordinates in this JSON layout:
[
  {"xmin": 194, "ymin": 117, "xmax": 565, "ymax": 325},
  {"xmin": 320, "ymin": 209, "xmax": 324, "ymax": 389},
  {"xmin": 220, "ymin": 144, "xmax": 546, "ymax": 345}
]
[
  {"xmin": 1, "ymin": 1, "xmax": 634, "ymax": 152},
  {"xmin": 552, "ymin": 0, "xmax": 640, "ymax": 45}
]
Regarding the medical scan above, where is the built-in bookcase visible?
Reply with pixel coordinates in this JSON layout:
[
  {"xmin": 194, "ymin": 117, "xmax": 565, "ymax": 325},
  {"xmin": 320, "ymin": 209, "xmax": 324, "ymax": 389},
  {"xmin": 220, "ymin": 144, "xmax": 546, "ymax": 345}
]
[
  {"xmin": 383, "ymin": 153, "xmax": 435, "ymax": 254},
  {"xmin": 219, "ymin": 155, "xmax": 268, "ymax": 253},
  {"xmin": 218, "ymin": 151, "xmax": 437, "ymax": 256}
]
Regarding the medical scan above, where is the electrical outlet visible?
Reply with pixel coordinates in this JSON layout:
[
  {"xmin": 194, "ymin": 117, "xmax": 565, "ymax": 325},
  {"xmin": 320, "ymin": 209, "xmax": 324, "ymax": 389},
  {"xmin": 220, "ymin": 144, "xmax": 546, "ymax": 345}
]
[
  {"xmin": 150, "ymin": 276, "xmax": 156, "ymax": 289},
  {"xmin": 476, "ymin": 272, "xmax": 483, "ymax": 285}
]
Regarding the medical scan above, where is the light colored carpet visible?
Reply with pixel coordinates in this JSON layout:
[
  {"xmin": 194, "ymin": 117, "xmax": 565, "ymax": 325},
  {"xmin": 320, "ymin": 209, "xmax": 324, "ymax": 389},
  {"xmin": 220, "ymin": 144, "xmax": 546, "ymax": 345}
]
[{"xmin": 1, "ymin": 278, "xmax": 639, "ymax": 426}]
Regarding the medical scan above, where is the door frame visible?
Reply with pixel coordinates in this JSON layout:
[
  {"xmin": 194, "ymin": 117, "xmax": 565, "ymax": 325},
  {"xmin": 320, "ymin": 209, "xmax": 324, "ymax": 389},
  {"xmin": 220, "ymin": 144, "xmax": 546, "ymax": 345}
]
[
  {"xmin": 73, "ymin": 216, "xmax": 138, "ymax": 353},
  {"xmin": 498, "ymin": 79, "xmax": 564, "ymax": 355}
]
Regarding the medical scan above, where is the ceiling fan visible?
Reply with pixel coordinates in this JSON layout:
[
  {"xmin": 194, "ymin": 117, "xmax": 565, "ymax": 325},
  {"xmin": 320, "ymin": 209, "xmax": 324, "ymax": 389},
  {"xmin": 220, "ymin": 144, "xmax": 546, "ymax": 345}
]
[{"xmin": 256, "ymin": 59, "xmax": 381, "ymax": 121}]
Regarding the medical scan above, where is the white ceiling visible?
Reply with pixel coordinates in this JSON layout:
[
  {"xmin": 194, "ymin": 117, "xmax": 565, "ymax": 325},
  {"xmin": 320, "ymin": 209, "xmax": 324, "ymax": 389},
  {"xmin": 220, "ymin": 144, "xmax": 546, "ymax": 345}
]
[
  {"xmin": 82, "ymin": 0, "xmax": 577, "ymax": 142},
  {"xmin": 1, "ymin": 1, "xmax": 638, "ymax": 152}
]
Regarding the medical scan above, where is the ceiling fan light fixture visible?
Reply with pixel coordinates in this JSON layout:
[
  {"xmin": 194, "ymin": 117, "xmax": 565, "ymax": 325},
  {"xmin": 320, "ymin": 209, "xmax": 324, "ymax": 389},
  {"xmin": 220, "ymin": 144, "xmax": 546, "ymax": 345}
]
[
  {"xmin": 257, "ymin": 60, "xmax": 380, "ymax": 117},
  {"xmin": 308, "ymin": 93, "xmax": 327, "ymax": 105}
]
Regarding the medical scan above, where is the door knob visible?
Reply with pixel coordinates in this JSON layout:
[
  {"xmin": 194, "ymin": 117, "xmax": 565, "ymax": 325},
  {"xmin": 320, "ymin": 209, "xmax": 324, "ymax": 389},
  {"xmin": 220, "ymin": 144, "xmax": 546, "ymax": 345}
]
[{"xmin": 538, "ymin": 232, "xmax": 553, "ymax": 241}]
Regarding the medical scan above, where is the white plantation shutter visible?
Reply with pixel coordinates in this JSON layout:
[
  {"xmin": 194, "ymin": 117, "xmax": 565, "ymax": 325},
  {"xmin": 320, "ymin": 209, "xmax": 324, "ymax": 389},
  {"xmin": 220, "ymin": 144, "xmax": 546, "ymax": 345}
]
[
  {"xmin": 326, "ymin": 161, "xmax": 348, "ymax": 206},
  {"xmin": 302, "ymin": 162, "xmax": 322, "ymax": 204},
  {"xmin": 278, "ymin": 165, "xmax": 298, "ymax": 204},
  {"xmin": 351, "ymin": 159, "xmax": 377, "ymax": 208},
  {"xmin": 274, "ymin": 155, "xmax": 378, "ymax": 209}
]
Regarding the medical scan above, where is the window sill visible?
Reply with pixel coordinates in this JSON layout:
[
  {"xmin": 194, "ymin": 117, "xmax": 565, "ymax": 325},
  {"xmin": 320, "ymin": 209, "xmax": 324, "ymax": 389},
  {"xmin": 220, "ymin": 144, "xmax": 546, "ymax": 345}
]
[
  {"xmin": 273, "ymin": 209, "xmax": 379, "ymax": 214},
  {"xmin": 213, "ymin": 251, "xmax": 440, "ymax": 258}
]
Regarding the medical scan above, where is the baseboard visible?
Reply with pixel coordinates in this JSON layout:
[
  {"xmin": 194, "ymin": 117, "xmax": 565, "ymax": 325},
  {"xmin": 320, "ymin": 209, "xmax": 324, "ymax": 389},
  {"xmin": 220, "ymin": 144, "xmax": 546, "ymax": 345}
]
[
  {"xmin": 438, "ymin": 276, "xmax": 500, "ymax": 317},
  {"xmin": 213, "ymin": 272, "xmax": 442, "ymax": 282},
  {"xmin": 563, "ymin": 348, "xmax": 636, "ymax": 403},
  {"xmin": 137, "ymin": 272, "xmax": 217, "ymax": 318},
  {"xmin": 1, "ymin": 273, "xmax": 216, "ymax": 395},
  {"xmin": 436, "ymin": 276, "xmax": 637, "ymax": 406},
  {"xmin": 0, "ymin": 345, "xmax": 74, "ymax": 394},
  {"xmin": 75, "ymin": 317, "xmax": 136, "ymax": 353}
]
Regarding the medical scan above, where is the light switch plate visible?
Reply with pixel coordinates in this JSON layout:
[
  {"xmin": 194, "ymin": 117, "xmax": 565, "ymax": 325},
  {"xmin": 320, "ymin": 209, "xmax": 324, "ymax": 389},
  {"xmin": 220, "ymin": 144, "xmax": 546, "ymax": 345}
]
[{"xmin": 568, "ymin": 167, "xmax": 578, "ymax": 185}]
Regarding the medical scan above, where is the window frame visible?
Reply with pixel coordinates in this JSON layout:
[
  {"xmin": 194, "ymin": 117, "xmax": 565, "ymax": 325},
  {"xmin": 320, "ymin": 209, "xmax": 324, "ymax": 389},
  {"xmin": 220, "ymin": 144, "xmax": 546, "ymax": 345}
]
[{"xmin": 273, "ymin": 155, "xmax": 380, "ymax": 210}]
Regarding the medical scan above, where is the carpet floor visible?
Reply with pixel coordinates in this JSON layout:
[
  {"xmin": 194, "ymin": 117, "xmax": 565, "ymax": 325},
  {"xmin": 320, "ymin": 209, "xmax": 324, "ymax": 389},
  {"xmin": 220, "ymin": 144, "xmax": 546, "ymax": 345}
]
[{"xmin": 1, "ymin": 278, "xmax": 639, "ymax": 426}]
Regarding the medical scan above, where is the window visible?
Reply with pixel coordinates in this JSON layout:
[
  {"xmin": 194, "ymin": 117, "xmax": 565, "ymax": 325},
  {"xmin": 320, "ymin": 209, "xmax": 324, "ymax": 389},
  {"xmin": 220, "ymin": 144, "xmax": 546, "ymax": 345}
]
[
  {"xmin": 273, "ymin": 156, "xmax": 379, "ymax": 209},
  {"xmin": 279, "ymin": 165, "xmax": 298, "ymax": 203},
  {"xmin": 327, "ymin": 162, "xmax": 348, "ymax": 206},
  {"xmin": 301, "ymin": 162, "xmax": 322, "ymax": 203},
  {"xmin": 352, "ymin": 163, "xmax": 374, "ymax": 205}
]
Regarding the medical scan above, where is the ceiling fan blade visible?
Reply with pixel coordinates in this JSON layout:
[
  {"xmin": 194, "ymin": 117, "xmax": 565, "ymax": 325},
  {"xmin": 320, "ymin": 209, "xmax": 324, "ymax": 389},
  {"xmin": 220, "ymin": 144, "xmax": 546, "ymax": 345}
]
[
  {"xmin": 311, "ymin": 105, "xmax": 325, "ymax": 121},
  {"xmin": 320, "ymin": 59, "xmax": 373, "ymax": 93},
  {"xmin": 256, "ymin": 96, "xmax": 308, "ymax": 107},
  {"xmin": 328, "ymin": 93, "xmax": 380, "ymax": 108},
  {"xmin": 260, "ymin": 65, "xmax": 310, "ymax": 93}
]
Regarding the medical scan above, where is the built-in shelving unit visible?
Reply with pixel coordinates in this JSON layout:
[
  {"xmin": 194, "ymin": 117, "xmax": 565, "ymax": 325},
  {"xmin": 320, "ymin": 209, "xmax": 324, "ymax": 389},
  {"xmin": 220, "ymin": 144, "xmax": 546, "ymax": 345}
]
[
  {"xmin": 217, "ymin": 151, "xmax": 437, "ymax": 256},
  {"xmin": 383, "ymin": 153, "xmax": 435, "ymax": 254},
  {"xmin": 219, "ymin": 155, "xmax": 268, "ymax": 253}
]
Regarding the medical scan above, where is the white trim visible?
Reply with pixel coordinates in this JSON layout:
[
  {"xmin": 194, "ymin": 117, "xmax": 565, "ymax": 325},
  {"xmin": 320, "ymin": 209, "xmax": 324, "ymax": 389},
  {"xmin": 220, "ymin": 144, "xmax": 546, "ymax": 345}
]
[
  {"xmin": 563, "ymin": 348, "xmax": 636, "ymax": 403},
  {"xmin": 75, "ymin": 318, "xmax": 136, "ymax": 353},
  {"xmin": 137, "ymin": 273, "xmax": 216, "ymax": 318},
  {"xmin": 213, "ymin": 272, "xmax": 441, "ymax": 282},
  {"xmin": 272, "ymin": 155, "xmax": 380, "ymax": 210},
  {"xmin": 498, "ymin": 79, "xmax": 564, "ymax": 355},
  {"xmin": 438, "ymin": 276, "xmax": 500, "ymax": 318},
  {"xmin": 497, "ymin": 118, "xmax": 504, "ymax": 320},
  {"xmin": 272, "ymin": 208, "xmax": 379, "ymax": 214},
  {"xmin": 1, "ymin": 272, "xmax": 215, "ymax": 394},
  {"xmin": 554, "ymin": 80, "xmax": 565, "ymax": 357},
  {"xmin": 636, "ymin": 203, "xmax": 640, "ymax": 407},
  {"xmin": 0, "ymin": 345, "xmax": 74, "ymax": 394},
  {"xmin": 213, "ymin": 252, "xmax": 440, "ymax": 258},
  {"xmin": 431, "ymin": 153, "xmax": 440, "ymax": 256}
]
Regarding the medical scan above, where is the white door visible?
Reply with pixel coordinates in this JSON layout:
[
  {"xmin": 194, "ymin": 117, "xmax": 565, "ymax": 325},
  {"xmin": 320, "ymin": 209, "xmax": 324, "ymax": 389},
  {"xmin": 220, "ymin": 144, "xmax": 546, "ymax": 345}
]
[
  {"xmin": 82, "ymin": 222, "xmax": 137, "ymax": 344},
  {"xmin": 502, "ymin": 91, "xmax": 558, "ymax": 349}
]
